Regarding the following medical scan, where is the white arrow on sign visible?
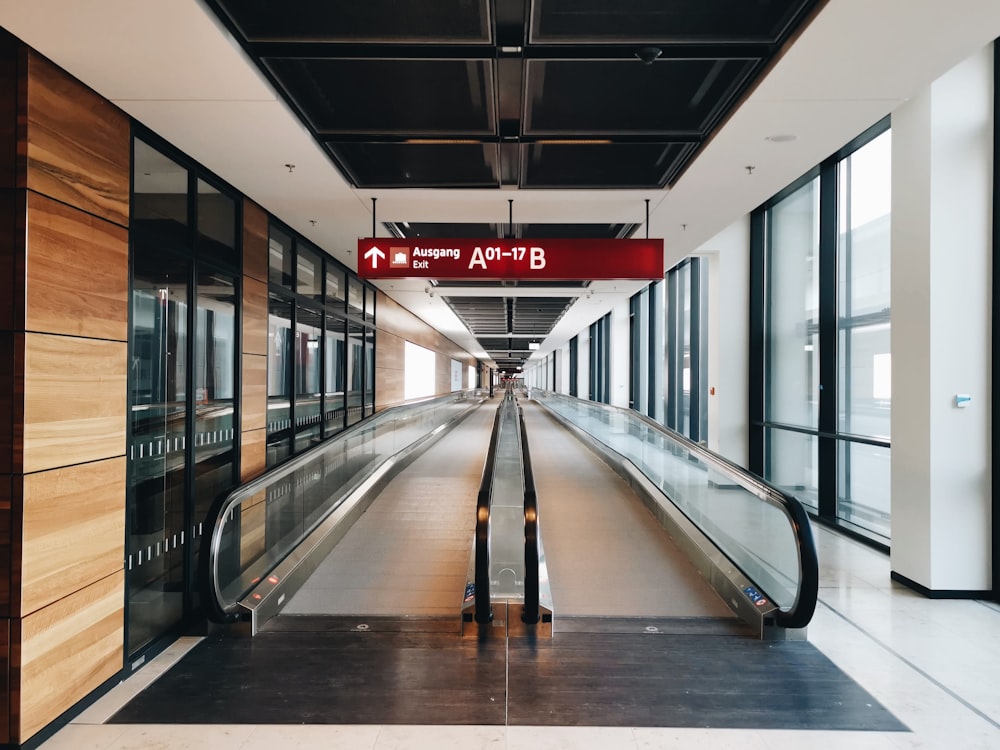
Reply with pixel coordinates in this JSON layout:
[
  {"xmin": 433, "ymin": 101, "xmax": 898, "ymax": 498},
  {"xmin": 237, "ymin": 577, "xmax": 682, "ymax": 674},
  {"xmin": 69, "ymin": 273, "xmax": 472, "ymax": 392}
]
[{"xmin": 364, "ymin": 246, "xmax": 385, "ymax": 269}]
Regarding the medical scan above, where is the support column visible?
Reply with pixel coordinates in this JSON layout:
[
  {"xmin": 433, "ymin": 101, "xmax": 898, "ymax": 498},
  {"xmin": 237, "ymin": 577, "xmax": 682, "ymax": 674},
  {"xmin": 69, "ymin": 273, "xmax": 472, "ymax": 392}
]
[{"xmin": 891, "ymin": 43, "xmax": 994, "ymax": 593}]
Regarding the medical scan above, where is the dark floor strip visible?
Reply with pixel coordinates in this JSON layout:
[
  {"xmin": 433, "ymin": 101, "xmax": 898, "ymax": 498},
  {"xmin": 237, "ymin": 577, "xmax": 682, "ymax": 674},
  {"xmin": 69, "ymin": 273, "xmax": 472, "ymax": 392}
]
[{"xmin": 109, "ymin": 630, "xmax": 906, "ymax": 731}]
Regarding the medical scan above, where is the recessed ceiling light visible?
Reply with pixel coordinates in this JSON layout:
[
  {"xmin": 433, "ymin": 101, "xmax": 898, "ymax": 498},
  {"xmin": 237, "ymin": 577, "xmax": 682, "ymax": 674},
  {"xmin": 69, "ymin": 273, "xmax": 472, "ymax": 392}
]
[{"xmin": 765, "ymin": 134, "xmax": 797, "ymax": 143}]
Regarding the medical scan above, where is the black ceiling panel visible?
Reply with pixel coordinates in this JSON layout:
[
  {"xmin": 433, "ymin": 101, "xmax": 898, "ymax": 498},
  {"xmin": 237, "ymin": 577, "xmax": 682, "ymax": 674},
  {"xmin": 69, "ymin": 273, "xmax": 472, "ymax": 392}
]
[
  {"xmin": 387, "ymin": 222, "xmax": 636, "ymax": 240},
  {"xmin": 264, "ymin": 58, "xmax": 496, "ymax": 135},
  {"xmin": 329, "ymin": 143, "xmax": 499, "ymax": 188},
  {"xmin": 521, "ymin": 143, "xmax": 692, "ymax": 188},
  {"xmin": 529, "ymin": 0, "xmax": 817, "ymax": 44},
  {"xmin": 524, "ymin": 59, "xmax": 756, "ymax": 136},
  {"xmin": 445, "ymin": 296, "xmax": 510, "ymax": 336},
  {"xmin": 214, "ymin": 0, "xmax": 492, "ymax": 43},
  {"xmin": 206, "ymin": 0, "xmax": 821, "ymax": 191}
]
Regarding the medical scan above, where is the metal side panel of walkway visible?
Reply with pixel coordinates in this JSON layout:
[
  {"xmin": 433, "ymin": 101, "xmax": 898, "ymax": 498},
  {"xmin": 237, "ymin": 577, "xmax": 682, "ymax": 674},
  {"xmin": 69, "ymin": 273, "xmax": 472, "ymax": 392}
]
[
  {"xmin": 520, "ymin": 399, "xmax": 742, "ymax": 631},
  {"xmin": 279, "ymin": 399, "xmax": 498, "ymax": 619}
]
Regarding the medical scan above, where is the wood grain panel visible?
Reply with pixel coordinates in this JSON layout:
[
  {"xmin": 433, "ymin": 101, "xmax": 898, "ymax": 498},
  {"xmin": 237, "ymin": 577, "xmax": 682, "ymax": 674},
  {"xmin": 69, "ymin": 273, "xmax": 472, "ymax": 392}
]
[
  {"xmin": 16, "ymin": 570, "xmax": 123, "ymax": 742},
  {"xmin": 243, "ymin": 200, "xmax": 268, "ymax": 284},
  {"xmin": 25, "ymin": 192, "xmax": 127, "ymax": 341},
  {"xmin": 375, "ymin": 329, "xmax": 404, "ymax": 373},
  {"xmin": 241, "ymin": 353, "xmax": 266, "ymax": 433},
  {"xmin": 375, "ymin": 291, "xmax": 473, "ymax": 362},
  {"xmin": 0, "ymin": 476, "xmax": 10, "ymax": 618},
  {"xmin": 25, "ymin": 53, "xmax": 129, "ymax": 227},
  {"xmin": 21, "ymin": 333, "xmax": 126, "ymax": 474},
  {"xmin": 0, "ymin": 616, "xmax": 8, "ymax": 744},
  {"xmin": 238, "ymin": 489, "xmax": 267, "ymax": 565},
  {"xmin": 242, "ymin": 276, "xmax": 268, "ymax": 356},
  {"xmin": 375, "ymin": 330, "xmax": 405, "ymax": 408},
  {"xmin": 0, "ymin": 333, "xmax": 13, "ymax": 475},
  {"xmin": 375, "ymin": 367, "xmax": 404, "ymax": 409},
  {"xmin": 240, "ymin": 428, "xmax": 266, "ymax": 483},
  {"xmin": 19, "ymin": 458, "xmax": 124, "ymax": 616}
]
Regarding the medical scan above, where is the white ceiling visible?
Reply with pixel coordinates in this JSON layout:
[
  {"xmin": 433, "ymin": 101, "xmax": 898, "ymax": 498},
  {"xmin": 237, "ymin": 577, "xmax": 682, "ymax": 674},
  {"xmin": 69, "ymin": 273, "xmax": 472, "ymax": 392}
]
[{"xmin": 1, "ymin": 0, "xmax": 999, "ymax": 364}]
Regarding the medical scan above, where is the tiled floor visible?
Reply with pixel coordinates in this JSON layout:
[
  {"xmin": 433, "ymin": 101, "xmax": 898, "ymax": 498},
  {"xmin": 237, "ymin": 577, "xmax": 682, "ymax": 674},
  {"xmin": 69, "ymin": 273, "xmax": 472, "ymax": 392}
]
[{"xmin": 38, "ymin": 522, "xmax": 1000, "ymax": 749}]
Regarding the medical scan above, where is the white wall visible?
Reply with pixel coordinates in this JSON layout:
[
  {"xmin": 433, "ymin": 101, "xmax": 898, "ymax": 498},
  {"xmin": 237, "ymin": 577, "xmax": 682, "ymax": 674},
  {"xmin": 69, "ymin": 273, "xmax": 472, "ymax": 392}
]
[
  {"xmin": 700, "ymin": 217, "xmax": 751, "ymax": 466},
  {"xmin": 611, "ymin": 300, "xmax": 630, "ymax": 407},
  {"xmin": 891, "ymin": 42, "xmax": 993, "ymax": 590}
]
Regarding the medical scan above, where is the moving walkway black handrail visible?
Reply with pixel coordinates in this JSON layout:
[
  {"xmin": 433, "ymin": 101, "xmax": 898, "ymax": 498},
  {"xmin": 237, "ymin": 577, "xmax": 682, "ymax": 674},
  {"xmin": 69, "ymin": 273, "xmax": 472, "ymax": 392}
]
[
  {"xmin": 638, "ymin": 412, "xmax": 818, "ymax": 629},
  {"xmin": 519, "ymin": 404, "xmax": 540, "ymax": 625},
  {"xmin": 535, "ymin": 391, "xmax": 819, "ymax": 629},
  {"xmin": 474, "ymin": 398, "xmax": 506, "ymax": 624}
]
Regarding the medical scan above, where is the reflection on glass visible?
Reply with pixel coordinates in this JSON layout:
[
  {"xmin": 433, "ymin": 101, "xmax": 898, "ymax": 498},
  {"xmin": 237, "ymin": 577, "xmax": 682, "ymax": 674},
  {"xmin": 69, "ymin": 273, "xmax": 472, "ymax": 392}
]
[
  {"xmin": 326, "ymin": 266, "xmax": 346, "ymax": 308},
  {"xmin": 838, "ymin": 130, "xmax": 891, "ymax": 439},
  {"xmin": 193, "ymin": 269, "xmax": 237, "ymax": 606},
  {"xmin": 364, "ymin": 330, "xmax": 375, "ymax": 416},
  {"xmin": 533, "ymin": 392, "xmax": 806, "ymax": 611},
  {"xmin": 347, "ymin": 320, "xmax": 364, "ymax": 426},
  {"xmin": 269, "ymin": 225, "xmax": 294, "ymax": 288},
  {"xmin": 295, "ymin": 306, "xmax": 323, "ymax": 452},
  {"xmin": 364, "ymin": 285, "xmax": 376, "ymax": 324},
  {"xmin": 197, "ymin": 179, "xmax": 236, "ymax": 264},
  {"xmin": 129, "ymin": 252, "xmax": 188, "ymax": 654},
  {"xmin": 267, "ymin": 295, "xmax": 293, "ymax": 466},
  {"xmin": 211, "ymin": 392, "xmax": 481, "ymax": 610},
  {"xmin": 297, "ymin": 243, "xmax": 322, "ymax": 300},
  {"xmin": 767, "ymin": 178, "xmax": 820, "ymax": 429},
  {"xmin": 348, "ymin": 277, "xmax": 363, "ymax": 316},
  {"xmin": 838, "ymin": 440, "xmax": 890, "ymax": 537},
  {"xmin": 766, "ymin": 427, "xmax": 818, "ymax": 512},
  {"xmin": 133, "ymin": 140, "xmax": 188, "ymax": 241},
  {"xmin": 324, "ymin": 315, "xmax": 346, "ymax": 436}
]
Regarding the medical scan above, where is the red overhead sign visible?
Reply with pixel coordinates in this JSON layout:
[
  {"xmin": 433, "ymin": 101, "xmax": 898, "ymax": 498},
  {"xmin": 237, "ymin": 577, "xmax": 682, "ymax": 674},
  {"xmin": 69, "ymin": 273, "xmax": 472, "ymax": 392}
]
[{"xmin": 356, "ymin": 238, "xmax": 663, "ymax": 281}]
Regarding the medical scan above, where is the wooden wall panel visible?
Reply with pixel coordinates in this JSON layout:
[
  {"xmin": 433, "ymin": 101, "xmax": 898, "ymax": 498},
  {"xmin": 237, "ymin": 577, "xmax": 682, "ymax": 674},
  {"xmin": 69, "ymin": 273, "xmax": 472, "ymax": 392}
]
[
  {"xmin": 0, "ymin": 476, "xmax": 10, "ymax": 618},
  {"xmin": 238, "ymin": 490, "xmax": 267, "ymax": 565},
  {"xmin": 374, "ymin": 291, "xmax": 478, "ymax": 407},
  {"xmin": 0, "ymin": 333, "xmax": 13, "ymax": 475},
  {"xmin": 24, "ymin": 54, "xmax": 129, "ymax": 227},
  {"xmin": 21, "ymin": 334, "xmax": 126, "ymax": 474},
  {"xmin": 241, "ymin": 353, "xmax": 266, "ymax": 433},
  {"xmin": 19, "ymin": 458, "xmax": 124, "ymax": 616},
  {"xmin": 243, "ymin": 200, "xmax": 268, "ymax": 284},
  {"xmin": 16, "ymin": 570, "xmax": 123, "ymax": 743},
  {"xmin": 24, "ymin": 193, "xmax": 127, "ymax": 341},
  {"xmin": 242, "ymin": 277, "xmax": 268, "ymax": 357},
  {"xmin": 0, "ymin": 189, "xmax": 21, "ymax": 335},
  {"xmin": 0, "ymin": 617, "xmax": 8, "ymax": 744},
  {"xmin": 240, "ymin": 428, "xmax": 266, "ymax": 483},
  {"xmin": 375, "ymin": 329, "xmax": 405, "ymax": 408}
]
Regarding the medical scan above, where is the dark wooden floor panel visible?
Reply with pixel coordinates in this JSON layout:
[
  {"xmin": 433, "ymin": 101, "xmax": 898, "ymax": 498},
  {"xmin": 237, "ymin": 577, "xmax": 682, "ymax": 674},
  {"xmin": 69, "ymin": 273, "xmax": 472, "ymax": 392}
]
[
  {"xmin": 110, "ymin": 630, "xmax": 906, "ymax": 732},
  {"xmin": 507, "ymin": 633, "xmax": 907, "ymax": 731},
  {"xmin": 110, "ymin": 631, "xmax": 507, "ymax": 726}
]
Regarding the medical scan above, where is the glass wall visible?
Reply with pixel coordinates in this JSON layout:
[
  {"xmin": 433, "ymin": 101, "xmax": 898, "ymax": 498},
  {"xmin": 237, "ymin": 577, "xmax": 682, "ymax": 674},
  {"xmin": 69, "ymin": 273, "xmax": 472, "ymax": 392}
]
[
  {"xmin": 752, "ymin": 118, "xmax": 891, "ymax": 540},
  {"xmin": 663, "ymin": 259, "xmax": 708, "ymax": 442},
  {"xmin": 128, "ymin": 134, "xmax": 240, "ymax": 656},
  {"xmin": 265, "ymin": 220, "xmax": 376, "ymax": 466}
]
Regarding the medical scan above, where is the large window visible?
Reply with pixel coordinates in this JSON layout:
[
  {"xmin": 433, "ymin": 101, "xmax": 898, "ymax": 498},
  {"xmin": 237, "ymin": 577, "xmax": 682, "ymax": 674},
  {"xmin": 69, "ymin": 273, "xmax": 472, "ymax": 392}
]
[
  {"xmin": 663, "ymin": 260, "xmax": 707, "ymax": 442},
  {"xmin": 752, "ymin": 119, "xmax": 891, "ymax": 541},
  {"xmin": 265, "ymin": 221, "xmax": 376, "ymax": 466},
  {"xmin": 128, "ymin": 134, "xmax": 240, "ymax": 656}
]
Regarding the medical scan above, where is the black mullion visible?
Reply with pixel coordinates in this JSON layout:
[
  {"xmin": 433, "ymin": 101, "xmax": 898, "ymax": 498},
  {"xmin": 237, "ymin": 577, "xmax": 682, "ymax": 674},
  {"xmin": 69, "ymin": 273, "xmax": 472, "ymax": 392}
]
[
  {"xmin": 689, "ymin": 260, "xmax": 703, "ymax": 442},
  {"xmin": 992, "ymin": 39, "xmax": 999, "ymax": 602},
  {"xmin": 841, "ymin": 154, "xmax": 854, "ymax": 517},
  {"xmin": 666, "ymin": 270, "xmax": 678, "ymax": 430},
  {"xmin": 628, "ymin": 294, "xmax": 638, "ymax": 409},
  {"xmin": 818, "ymin": 160, "xmax": 839, "ymax": 519},
  {"xmin": 182, "ymin": 169, "xmax": 198, "ymax": 619},
  {"xmin": 749, "ymin": 208, "xmax": 766, "ymax": 476},
  {"xmin": 647, "ymin": 281, "xmax": 658, "ymax": 419}
]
